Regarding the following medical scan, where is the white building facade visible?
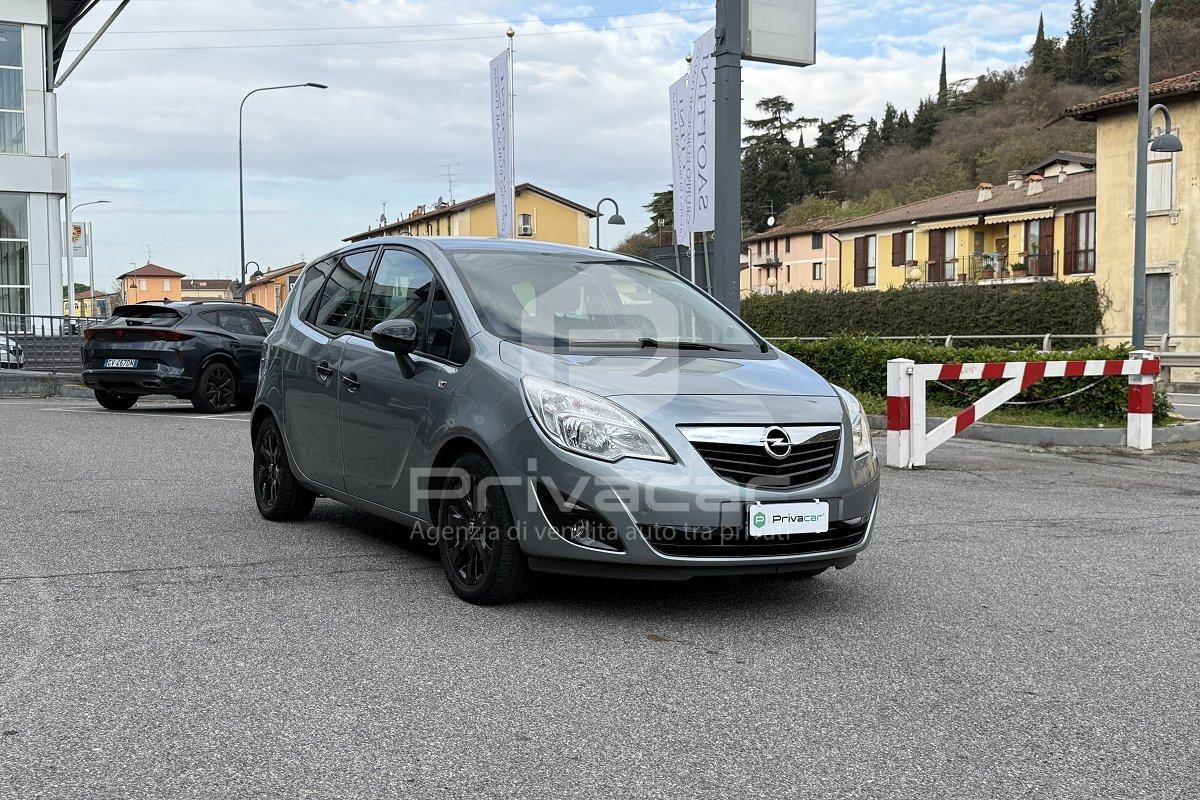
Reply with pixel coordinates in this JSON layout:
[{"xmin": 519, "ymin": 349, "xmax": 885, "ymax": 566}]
[{"xmin": 1, "ymin": 1, "xmax": 71, "ymax": 320}]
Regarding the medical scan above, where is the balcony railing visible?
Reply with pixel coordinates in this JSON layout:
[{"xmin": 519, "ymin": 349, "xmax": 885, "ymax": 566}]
[
  {"xmin": 923, "ymin": 259, "xmax": 962, "ymax": 283},
  {"xmin": 965, "ymin": 252, "xmax": 1060, "ymax": 282}
]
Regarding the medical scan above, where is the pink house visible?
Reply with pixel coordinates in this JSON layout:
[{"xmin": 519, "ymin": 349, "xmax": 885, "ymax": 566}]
[{"xmin": 742, "ymin": 221, "xmax": 840, "ymax": 296}]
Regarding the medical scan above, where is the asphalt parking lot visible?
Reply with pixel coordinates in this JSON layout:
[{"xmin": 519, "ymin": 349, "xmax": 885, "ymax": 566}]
[{"xmin": 1, "ymin": 396, "xmax": 1198, "ymax": 799}]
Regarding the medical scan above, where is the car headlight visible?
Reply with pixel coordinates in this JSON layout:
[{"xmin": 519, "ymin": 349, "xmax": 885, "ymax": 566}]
[
  {"xmin": 522, "ymin": 377, "xmax": 671, "ymax": 463},
  {"xmin": 834, "ymin": 386, "xmax": 873, "ymax": 458}
]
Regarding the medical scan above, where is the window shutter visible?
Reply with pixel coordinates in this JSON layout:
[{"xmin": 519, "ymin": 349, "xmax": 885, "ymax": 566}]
[
  {"xmin": 891, "ymin": 232, "xmax": 905, "ymax": 266},
  {"xmin": 854, "ymin": 236, "xmax": 867, "ymax": 287},
  {"xmin": 1039, "ymin": 217, "xmax": 1054, "ymax": 257},
  {"xmin": 1063, "ymin": 213, "xmax": 1077, "ymax": 273},
  {"xmin": 927, "ymin": 231, "xmax": 944, "ymax": 265}
]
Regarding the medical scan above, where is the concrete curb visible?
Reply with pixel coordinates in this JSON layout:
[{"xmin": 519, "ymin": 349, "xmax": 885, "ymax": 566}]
[
  {"xmin": 0, "ymin": 369, "xmax": 88, "ymax": 398},
  {"xmin": 866, "ymin": 414, "xmax": 1200, "ymax": 448}
]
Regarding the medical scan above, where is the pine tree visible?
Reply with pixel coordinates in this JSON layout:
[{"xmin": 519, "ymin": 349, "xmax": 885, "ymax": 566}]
[
  {"xmin": 1062, "ymin": 0, "xmax": 1092, "ymax": 83},
  {"xmin": 1088, "ymin": 0, "xmax": 1140, "ymax": 83},
  {"xmin": 908, "ymin": 99, "xmax": 939, "ymax": 148},
  {"xmin": 895, "ymin": 110, "xmax": 912, "ymax": 145},
  {"xmin": 857, "ymin": 117, "xmax": 883, "ymax": 162},
  {"xmin": 879, "ymin": 103, "xmax": 898, "ymax": 145},
  {"xmin": 937, "ymin": 48, "xmax": 949, "ymax": 105},
  {"xmin": 644, "ymin": 189, "xmax": 674, "ymax": 234}
]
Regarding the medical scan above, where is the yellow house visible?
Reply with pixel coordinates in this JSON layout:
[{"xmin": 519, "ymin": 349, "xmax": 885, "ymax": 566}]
[
  {"xmin": 244, "ymin": 262, "xmax": 305, "ymax": 313},
  {"xmin": 833, "ymin": 154, "xmax": 1096, "ymax": 291},
  {"xmin": 181, "ymin": 279, "xmax": 234, "ymax": 301},
  {"xmin": 117, "ymin": 263, "xmax": 185, "ymax": 305},
  {"xmin": 344, "ymin": 183, "xmax": 597, "ymax": 247},
  {"xmin": 62, "ymin": 289, "xmax": 117, "ymax": 318},
  {"xmin": 1066, "ymin": 70, "xmax": 1199, "ymax": 340}
]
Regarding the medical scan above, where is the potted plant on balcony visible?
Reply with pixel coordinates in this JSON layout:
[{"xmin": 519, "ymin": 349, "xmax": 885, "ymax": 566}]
[
  {"xmin": 1010, "ymin": 258, "xmax": 1029, "ymax": 279},
  {"xmin": 979, "ymin": 263, "xmax": 996, "ymax": 280}
]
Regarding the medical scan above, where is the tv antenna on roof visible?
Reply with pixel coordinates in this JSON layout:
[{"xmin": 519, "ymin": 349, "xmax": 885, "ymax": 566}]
[
  {"xmin": 379, "ymin": 200, "xmax": 387, "ymax": 226},
  {"xmin": 435, "ymin": 163, "xmax": 461, "ymax": 204}
]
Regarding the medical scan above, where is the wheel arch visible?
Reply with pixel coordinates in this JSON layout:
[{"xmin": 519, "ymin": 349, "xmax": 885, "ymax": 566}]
[{"xmin": 426, "ymin": 434, "xmax": 494, "ymax": 525}]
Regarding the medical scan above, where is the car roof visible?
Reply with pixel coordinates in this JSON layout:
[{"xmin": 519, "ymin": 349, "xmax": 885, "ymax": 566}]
[{"xmin": 334, "ymin": 236, "xmax": 643, "ymax": 262}]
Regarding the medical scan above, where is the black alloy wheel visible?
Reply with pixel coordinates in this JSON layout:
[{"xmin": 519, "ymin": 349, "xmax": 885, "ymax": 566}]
[
  {"xmin": 192, "ymin": 362, "xmax": 237, "ymax": 413},
  {"xmin": 253, "ymin": 417, "xmax": 315, "ymax": 521},
  {"xmin": 437, "ymin": 452, "xmax": 530, "ymax": 604}
]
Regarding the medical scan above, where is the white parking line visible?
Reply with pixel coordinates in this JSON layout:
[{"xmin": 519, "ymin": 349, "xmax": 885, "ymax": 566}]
[{"xmin": 41, "ymin": 407, "xmax": 251, "ymax": 421}]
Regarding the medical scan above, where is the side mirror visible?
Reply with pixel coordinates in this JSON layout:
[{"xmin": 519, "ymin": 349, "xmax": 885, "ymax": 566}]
[{"xmin": 371, "ymin": 319, "xmax": 418, "ymax": 378}]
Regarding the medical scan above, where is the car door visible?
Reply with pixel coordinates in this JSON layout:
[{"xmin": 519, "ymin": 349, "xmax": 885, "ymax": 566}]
[
  {"xmin": 338, "ymin": 246, "xmax": 444, "ymax": 514},
  {"xmin": 218, "ymin": 307, "xmax": 267, "ymax": 388},
  {"xmin": 282, "ymin": 249, "xmax": 376, "ymax": 491}
]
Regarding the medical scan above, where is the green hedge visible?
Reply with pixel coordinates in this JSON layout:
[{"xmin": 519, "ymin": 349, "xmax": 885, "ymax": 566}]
[
  {"xmin": 742, "ymin": 280, "xmax": 1106, "ymax": 338},
  {"xmin": 778, "ymin": 337, "xmax": 1170, "ymax": 423}
]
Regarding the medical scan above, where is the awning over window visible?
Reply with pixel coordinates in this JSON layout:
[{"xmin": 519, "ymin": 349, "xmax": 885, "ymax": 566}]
[
  {"xmin": 983, "ymin": 208, "xmax": 1055, "ymax": 225},
  {"xmin": 916, "ymin": 215, "xmax": 980, "ymax": 232}
]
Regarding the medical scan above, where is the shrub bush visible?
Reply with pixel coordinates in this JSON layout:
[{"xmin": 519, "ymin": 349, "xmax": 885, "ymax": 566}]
[
  {"xmin": 777, "ymin": 337, "xmax": 1170, "ymax": 423},
  {"xmin": 742, "ymin": 280, "xmax": 1106, "ymax": 339}
]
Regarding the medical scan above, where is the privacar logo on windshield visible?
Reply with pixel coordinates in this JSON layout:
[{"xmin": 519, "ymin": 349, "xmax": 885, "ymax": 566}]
[{"xmin": 753, "ymin": 512, "xmax": 767, "ymax": 528}]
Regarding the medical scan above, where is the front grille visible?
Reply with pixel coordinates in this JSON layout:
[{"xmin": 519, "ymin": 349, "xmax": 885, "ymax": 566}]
[
  {"xmin": 640, "ymin": 517, "xmax": 869, "ymax": 558},
  {"xmin": 689, "ymin": 433, "xmax": 839, "ymax": 490}
]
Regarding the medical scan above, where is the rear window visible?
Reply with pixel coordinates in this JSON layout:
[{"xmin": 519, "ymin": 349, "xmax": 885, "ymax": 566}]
[{"xmin": 106, "ymin": 305, "xmax": 182, "ymax": 326}]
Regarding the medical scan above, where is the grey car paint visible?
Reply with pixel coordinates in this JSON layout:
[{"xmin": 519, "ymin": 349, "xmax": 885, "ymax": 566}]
[{"xmin": 254, "ymin": 236, "xmax": 879, "ymax": 575}]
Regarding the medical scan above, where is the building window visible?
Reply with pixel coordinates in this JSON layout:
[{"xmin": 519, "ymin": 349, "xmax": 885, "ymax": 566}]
[
  {"xmin": 757, "ymin": 241, "xmax": 762, "ymax": 257},
  {"xmin": 0, "ymin": 24, "xmax": 24, "ymax": 155},
  {"xmin": 139, "ymin": 278, "xmax": 148, "ymax": 291},
  {"xmin": 518, "ymin": 213, "xmax": 534, "ymax": 236},
  {"xmin": 784, "ymin": 237, "xmax": 791, "ymax": 254},
  {"xmin": 811, "ymin": 232, "xmax": 823, "ymax": 250},
  {"xmin": 0, "ymin": 192, "xmax": 29, "ymax": 316},
  {"xmin": 812, "ymin": 262, "xmax": 823, "ymax": 281},
  {"xmin": 162, "ymin": 278, "xmax": 171, "ymax": 291},
  {"xmin": 1147, "ymin": 132, "xmax": 1177, "ymax": 213},
  {"xmin": 892, "ymin": 230, "xmax": 915, "ymax": 266},
  {"xmin": 854, "ymin": 234, "xmax": 877, "ymax": 287},
  {"xmin": 1064, "ymin": 210, "xmax": 1096, "ymax": 275}
]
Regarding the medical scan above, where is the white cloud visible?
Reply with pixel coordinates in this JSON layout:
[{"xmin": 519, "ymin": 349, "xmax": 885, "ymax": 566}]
[{"xmin": 57, "ymin": 0, "xmax": 1043, "ymax": 287}]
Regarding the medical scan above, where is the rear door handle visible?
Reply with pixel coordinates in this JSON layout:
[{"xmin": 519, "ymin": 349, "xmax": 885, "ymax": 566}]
[
  {"xmin": 341, "ymin": 373, "xmax": 360, "ymax": 392},
  {"xmin": 314, "ymin": 361, "xmax": 334, "ymax": 381}
]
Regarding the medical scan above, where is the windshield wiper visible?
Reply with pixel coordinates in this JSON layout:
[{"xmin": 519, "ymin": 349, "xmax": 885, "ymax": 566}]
[{"xmin": 567, "ymin": 337, "xmax": 739, "ymax": 352}]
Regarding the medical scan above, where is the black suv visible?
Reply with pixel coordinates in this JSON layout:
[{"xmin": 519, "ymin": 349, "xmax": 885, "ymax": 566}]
[{"xmin": 81, "ymin": 301, "xmax": 277, "ymax": 413}]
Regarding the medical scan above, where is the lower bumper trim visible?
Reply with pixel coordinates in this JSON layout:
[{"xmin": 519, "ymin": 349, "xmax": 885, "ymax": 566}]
[{"xmin": 526, "ymin": 554, "xmax": 857, "ymax": 582}]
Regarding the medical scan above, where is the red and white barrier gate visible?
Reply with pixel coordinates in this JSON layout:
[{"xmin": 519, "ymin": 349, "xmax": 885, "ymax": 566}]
[{"xmin": 885, "ymin": 350, "xmax": 1160, "ymax": 468}]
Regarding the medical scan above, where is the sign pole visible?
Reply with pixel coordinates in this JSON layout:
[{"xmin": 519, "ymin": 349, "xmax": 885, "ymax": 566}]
[
  {"xmin": 712, "ymin": 0, "xmax": 742, "ymax": 313},
  {"xmin": 507, "ymin": 27, "xmax": 516, "ymax": 234},
  {"xmin": 87, "ymin": 222, "xmax": 95, "ymax": 305}
]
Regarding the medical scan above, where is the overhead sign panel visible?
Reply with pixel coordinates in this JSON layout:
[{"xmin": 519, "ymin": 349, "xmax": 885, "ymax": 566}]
[
  {"xmin": 668, "ymin": 74, "xmax": 692, "ymax": 247},
  {"xmin": 489, "ymin": 49, "xmax": 514, "ymax": 238},
  {"xmin": 689, "ymin": 28, "xmax": 716, "ymax": 234},
  {"xmin": 741, "ymin": 0, "xmax": 816, "ymax": 67}
]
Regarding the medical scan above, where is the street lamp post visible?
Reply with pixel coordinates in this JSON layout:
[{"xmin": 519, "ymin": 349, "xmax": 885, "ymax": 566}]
[
  {"xmin": 1131, "ymin": 0, "xmax": 1184, "ymax": 349},
  {"xmin": 594, "ymin": 198, "xmax": 625, "ymax": 250},
  {"xmin": 239, "ymin": 83, "xmax": 327, "ymax": 297},
  {"xmin": 71, "ymin": 200, "xmax": 110, "ymax": 310}
]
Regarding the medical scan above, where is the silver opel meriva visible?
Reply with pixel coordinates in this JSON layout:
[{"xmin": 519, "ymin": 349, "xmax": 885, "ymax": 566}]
[{"xmin": 252, "ymin": 237, "xmax": 879, "ymax": 603}]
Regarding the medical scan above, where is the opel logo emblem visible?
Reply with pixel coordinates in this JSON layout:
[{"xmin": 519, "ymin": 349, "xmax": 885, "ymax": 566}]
[{"xmin": 762, "ymin": 426, "xmax": 792, "ymax": 459}]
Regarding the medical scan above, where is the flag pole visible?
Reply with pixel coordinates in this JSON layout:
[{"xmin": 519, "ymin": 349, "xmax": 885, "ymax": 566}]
[{"xmin": 507, "ymin": 27, "xmax": 516, "ymax": 233}]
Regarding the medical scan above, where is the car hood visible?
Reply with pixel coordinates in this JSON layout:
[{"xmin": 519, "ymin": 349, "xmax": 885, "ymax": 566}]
[{"xmin": 498, "ymin": 340, "xmax": 835, "ymax": 398}]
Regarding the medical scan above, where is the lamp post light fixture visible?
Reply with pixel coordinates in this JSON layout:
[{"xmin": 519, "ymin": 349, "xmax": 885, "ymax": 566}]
[
  {"xmin": 594, "ymin": 198, "xmax": 625, "ymax": 250},
  {"xmin": 239, "ymin": 82, "xmax": 327, "ymax": 297}
]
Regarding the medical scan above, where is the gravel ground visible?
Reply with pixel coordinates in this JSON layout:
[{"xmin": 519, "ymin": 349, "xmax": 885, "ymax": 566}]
[{"xmin": 1, "ymin": 396, "xmax": 1197, "ymax": 799}]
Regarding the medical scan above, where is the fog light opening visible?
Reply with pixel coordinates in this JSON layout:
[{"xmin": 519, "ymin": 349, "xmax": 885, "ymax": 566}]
[{"xmin": 534, "ymin": 482, "xmax": 625, "ymax": 553}]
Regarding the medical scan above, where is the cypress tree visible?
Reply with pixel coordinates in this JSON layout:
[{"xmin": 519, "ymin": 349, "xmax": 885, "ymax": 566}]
[
  {"xmin": 879, "ymin": 103, "xmax": 898, "ymax": 145},
  {"xmin": 1088, "ymin": 0, "xmax": 1140, "ymax": 83},
  {"xmin": 1028, "ymin": 14, "xmax": 1062, "ymax": 76},
  {"xmin": 937, "ymin": 47, "xmax": 949, "ymax": 105}
]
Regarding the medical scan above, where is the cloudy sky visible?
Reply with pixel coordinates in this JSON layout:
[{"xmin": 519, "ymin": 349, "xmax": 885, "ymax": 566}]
[{"xmin": 57, "ymin": 0, "xmax": 1069, "ymax": 289}]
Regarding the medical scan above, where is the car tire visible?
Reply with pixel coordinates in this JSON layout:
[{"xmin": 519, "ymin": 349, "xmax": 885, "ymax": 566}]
[
  {"xmin": 191, "ymin": 361, "xmax": 237, "ymax": 413},
  {"xmin": 94, "ymin": 389, "xmax": 138, "ymax": 411},
  {"xmin": 253, "ymin": 417, "xmax": 315, "ymax": 521},
  {"xmin": 437, "ymin": 451, "xmax": 530, "ymax": 604}
]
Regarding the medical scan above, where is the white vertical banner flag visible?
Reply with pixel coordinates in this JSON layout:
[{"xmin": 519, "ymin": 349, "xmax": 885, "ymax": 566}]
[
  {"xmin": 668, "ymin": 74, "xmax": 692, "ymax": 248},
  {"xmin": 689, "ymin": 27, "xmax": 716, "ymax": 233},
  {"xmin": 489, "ymin": 50, "xmax": 514, "ymax": 238}
]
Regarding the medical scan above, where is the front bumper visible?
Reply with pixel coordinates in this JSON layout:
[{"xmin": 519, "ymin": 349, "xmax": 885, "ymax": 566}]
[{"xmin": 491, "ymin": 416, "xmax": 880, "ymax": 574}]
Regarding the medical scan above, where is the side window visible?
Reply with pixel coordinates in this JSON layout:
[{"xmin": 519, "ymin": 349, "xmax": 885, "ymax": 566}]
[
  {"xmin": 425, "ymin": 283, "xmax": 469, "ymax": 364},
  {"xmin": 309, "ymin": 249, "xmax": 375, "ymax": 334},
  {"xmin": 222, "ymin": 308, "xmax": 265, "ymax": 336},
  {"xmin": 360, "ymin": 248, "xmax": 434, "ymax": 335},
  {"xmin": 199, "ymin": 310, "xmax": 221, "ymax": 328},
  {"xmin": 294, "ymin": 258, "xmax": 333, "ymax": 319},
  {"xmin": 253, "ymin": 309, "xmax": 277, "ymax": 333}
]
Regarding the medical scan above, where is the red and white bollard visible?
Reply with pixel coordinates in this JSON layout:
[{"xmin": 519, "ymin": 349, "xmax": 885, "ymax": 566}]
[
  {"xmin": 886, "ymin": 358, "xmax": 915, "ymax": 469},
  {"xmin": 1126, "ymin": 349, "xmax": 1156, "ymax": 451}
]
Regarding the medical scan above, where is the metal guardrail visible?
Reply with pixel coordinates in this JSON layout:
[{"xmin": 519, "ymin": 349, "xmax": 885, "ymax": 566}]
[{"xmin": 0, "ymin": 312, "xmax": 106, "ymax": 372}]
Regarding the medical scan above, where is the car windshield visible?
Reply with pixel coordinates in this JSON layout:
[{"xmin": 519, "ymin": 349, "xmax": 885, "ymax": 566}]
[{"xmin": 445, "ymin": 250, "xmax": 761, "ymax": 352}]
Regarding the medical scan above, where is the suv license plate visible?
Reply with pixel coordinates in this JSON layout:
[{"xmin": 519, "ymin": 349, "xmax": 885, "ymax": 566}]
[
  {"xmin": 747, "ymin": 501, "xmax": 830, "ymax": 537},
  {"xmin": 103, "ymin": 358, "xmax": 138, "ymax": 368}
]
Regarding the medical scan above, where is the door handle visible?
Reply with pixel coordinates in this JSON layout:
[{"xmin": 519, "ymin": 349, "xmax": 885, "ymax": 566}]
[
  {"xmin": 314, "ymin": 361, "xmax": 334, "ymax": 381},
  {"xmin": 341, "ymin": 373, "xmax": 360, "ymax": 392}
]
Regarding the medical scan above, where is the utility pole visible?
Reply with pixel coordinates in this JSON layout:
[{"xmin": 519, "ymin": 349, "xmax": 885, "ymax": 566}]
[
  {"xmin": 712, "ymin": 0, "xmax": 743, "ymax": 313},
  {"xmin": 1130, "ymin": 0, "xmax": 1152, "ymax": 349}
]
